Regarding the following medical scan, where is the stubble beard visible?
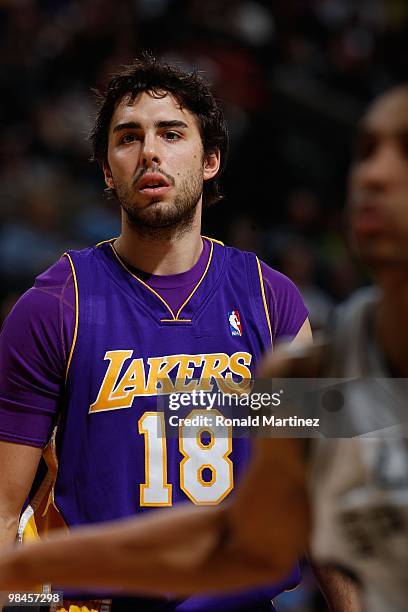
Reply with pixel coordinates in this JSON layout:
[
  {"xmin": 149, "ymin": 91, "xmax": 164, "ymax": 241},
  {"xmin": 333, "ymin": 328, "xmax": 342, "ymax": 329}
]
[{"xmin": 115, "ymin": 171, "xmax": 203, "ymax": 240}]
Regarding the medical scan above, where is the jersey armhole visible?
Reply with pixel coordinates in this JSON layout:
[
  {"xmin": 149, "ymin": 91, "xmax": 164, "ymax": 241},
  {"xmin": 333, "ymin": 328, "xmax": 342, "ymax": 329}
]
[
  {"xmin": 256, "ymin": 257, "xmax": 273, "ymax": 346},
  {"xmin": 63, "ymin": 253, "xmax": 79, "ymax": 383}
]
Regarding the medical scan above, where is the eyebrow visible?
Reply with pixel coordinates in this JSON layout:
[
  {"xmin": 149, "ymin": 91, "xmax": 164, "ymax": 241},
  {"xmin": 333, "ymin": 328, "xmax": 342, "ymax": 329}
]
[{"xmin": 112, "ymin": 120, "xmax": 189, "ymax": 133}]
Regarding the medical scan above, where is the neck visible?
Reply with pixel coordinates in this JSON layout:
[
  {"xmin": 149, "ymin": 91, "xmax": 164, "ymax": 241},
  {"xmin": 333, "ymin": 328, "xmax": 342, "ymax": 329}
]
[
  {"xmin": 114, "ymin": 211, "xmax": 203, "ymax": 276},
  {"xmin": 375, "ymin": 267, "xmax": 408, "ymax": 375}
]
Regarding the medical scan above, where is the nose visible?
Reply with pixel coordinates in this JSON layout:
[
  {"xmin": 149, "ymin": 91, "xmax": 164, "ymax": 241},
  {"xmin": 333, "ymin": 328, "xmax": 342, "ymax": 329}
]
[
  {"xmin": 141, "ymin": 133, "xmax": 160, "ymax": 167},
  {"xmin": 353, "ymin": 143, "xmax": 404, "ymax": 193}
]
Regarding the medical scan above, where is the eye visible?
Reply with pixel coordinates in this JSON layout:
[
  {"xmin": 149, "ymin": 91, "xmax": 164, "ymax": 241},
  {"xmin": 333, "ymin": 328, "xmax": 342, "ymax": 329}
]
[
  {"xmin": 163, "ymin": 131, "xmax": 181, "ymax": 141},
  {"xmin": 120, "ymin": 133, "xmax": 137, "ymax": 144}
]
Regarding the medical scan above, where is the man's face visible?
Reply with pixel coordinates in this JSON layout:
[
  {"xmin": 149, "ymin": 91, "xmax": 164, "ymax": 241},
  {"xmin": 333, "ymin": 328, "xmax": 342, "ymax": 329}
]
[
  {"xmin": 348, "ymin": 88, "xmax": 408, "ymax": 269},
  {"xmin": 103, "ymin": 91, "xmax": 219, "ymax": 236}
]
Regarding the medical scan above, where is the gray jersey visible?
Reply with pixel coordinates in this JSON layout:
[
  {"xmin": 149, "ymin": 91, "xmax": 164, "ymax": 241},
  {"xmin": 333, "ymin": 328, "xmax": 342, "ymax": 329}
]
[{"xmin": 310, "ymin": 288, "xmax": 408, "ymax": 612}]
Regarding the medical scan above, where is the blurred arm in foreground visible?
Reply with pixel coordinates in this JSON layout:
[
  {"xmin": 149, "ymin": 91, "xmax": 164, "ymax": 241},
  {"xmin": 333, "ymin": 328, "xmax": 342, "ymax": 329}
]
[{"xmin": 0, "ymin": 431, "xmax": 308, "ymax": 596}]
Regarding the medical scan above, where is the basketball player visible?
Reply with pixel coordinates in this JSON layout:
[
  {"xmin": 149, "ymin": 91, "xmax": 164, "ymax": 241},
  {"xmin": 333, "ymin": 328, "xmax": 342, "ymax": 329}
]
[
  {"xmin": 0, "ymin": 57, "xmax": 313, "ymax": 611},
  {"xmin": 1, "ymin": 83, "xmax": 405, "ymax": 612},
  {"xmin": 226, "ymin": 84, "xmax": 408, "ymax": 610}
]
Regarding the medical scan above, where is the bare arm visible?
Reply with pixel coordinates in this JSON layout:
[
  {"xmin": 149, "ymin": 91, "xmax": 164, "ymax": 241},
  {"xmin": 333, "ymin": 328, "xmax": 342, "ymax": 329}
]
[
  {"xmin": 0, "ymin": 441, "xmax": 42, "ymax": 611},
  {"xmin": 260, "ymin": 341, "xmax": 362, "ymax": 612},
  {"xmin": 0, "ymin": 441, "xmax": 42, "ymax": 549},
  {"xmin": 230, "ymin": 437, "xmax": 310, "ymax": 570},
  {"xmin": 291, "ymin": 317, "xmax": 313, "ymax": 348},
  {"xmin": 0, "ymin": 507, "xmax": 293, "ymax": 595},
  {"xmin": 312, "ymin": 564, "xmax": 362, "ymax": 612},
  {"xmin": 0, "ymin": 437, "xmax": 308, "ymax": 596}
]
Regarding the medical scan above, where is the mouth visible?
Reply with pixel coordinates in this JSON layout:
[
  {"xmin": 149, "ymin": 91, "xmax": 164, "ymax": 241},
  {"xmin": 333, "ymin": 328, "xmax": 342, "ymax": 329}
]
[{"xmin": 136, "ymin": 173, "xmax": 172, "ymax": 198}]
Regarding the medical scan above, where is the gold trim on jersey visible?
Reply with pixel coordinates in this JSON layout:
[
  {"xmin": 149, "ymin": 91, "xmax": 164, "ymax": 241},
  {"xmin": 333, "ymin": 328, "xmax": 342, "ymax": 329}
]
[
  {"xmin": 109, "ymin": 237, "xmax": 214, "ymax": 322},
  {"xmin": 95, "ymin": 237, "xmax": 118, "ymax": 248},
  {"xmin": 160, "ymin": 319, "xmax": 192, "ymax": 323},
  {"xmin": 256, "ymin": 257, "xmax": 273, "ymax": 346},
  {"xmin": 64, "ymin": 253, "xmax": 79, "ymax": 382},
  {"xmin": 175, "ymin": 239, "xmax": 213, "ymax": 319},
  {"xmin": 109, "ymin": 244, "xmax": 175, "ymax": 318},
  {"xmin": 202, "ymin": 235, "xmax": 224, "ymax": 246}
]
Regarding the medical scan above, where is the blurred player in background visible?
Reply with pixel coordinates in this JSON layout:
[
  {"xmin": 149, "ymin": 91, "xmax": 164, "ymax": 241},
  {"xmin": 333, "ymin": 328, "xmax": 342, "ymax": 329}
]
[
  {"xmin": 0, "ymin": 56, "xmax": 314, "ymax": 612},
  {"xmin": 1, "ymin": 83, "xmax": 406, "ymax": 612},
  {"xmin": 250, "ymin": 83, "xmax": 408, "ymax": 611}
]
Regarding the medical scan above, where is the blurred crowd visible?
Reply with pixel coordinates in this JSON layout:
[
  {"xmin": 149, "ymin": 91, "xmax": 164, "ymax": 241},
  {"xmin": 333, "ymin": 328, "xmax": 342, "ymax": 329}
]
[
  {"xmin": 2, "ymin": 0, "xmax": 408, "ymax": 609},
  {"xmin": 2, "ymin": 0, "xmax": 408, "ymax": 325}
]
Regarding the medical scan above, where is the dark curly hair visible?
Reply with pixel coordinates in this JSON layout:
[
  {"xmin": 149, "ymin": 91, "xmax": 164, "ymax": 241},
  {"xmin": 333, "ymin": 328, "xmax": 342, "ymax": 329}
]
[{"xmin": 90, "ymin": 55, "xmax": 229, "ymax": 207}]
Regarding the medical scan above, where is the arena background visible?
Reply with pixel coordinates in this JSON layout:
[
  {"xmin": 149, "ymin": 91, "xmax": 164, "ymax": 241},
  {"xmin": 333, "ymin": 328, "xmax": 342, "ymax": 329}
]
[{"xmin": 1, "ymin": 0, "xmax": 408, "ymax": 609}]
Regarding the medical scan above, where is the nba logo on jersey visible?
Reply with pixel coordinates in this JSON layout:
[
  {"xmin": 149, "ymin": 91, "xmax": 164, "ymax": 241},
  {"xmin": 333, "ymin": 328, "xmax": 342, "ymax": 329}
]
[{"xmin": 228, "ymin": 310, "xmax": 242, "ymax": 336}]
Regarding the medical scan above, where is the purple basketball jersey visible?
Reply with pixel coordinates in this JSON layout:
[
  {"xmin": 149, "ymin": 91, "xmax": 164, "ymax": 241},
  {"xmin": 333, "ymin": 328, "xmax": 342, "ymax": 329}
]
[{"xmin": 38, "ymin": 237, "xmax": 300, "ymax": 609}]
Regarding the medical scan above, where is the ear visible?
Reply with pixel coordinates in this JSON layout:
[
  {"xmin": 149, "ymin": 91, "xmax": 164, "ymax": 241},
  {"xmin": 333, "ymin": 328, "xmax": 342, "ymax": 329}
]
[
  {"xmin": 203, "ymin": 149, "xmax": 221, "ymax": 181},
  {"xmin": 102, "ymin": 161, "xmax": 115, "ymax": 189}
]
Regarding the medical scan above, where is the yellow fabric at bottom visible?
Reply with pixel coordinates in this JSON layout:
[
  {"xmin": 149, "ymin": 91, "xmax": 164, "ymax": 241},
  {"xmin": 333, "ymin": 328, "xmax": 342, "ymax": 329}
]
[
  {"xmin": 22, "ymin": 514, "xmax": 39, "ymax": 541},
  {"xmin": 56, "ymin": 600, "xmax": 111, "ymax": 612},
  {"xmin": 58, "ymin": 607, "xmax": 99, "ymax": 612}
]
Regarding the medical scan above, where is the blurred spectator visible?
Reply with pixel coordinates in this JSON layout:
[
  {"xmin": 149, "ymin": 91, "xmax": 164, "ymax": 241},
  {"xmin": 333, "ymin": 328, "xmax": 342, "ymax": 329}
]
[
  {"xmin": 279, "ymin": 239, "xmax": 334, "ymax": 331},
  {"xmin": 0, "ymin": 161, "xmax": 77, "ymax": 289},
  {"xmin": 227, "ymin": 214, "xmax": 263, "ymax": 254}
]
